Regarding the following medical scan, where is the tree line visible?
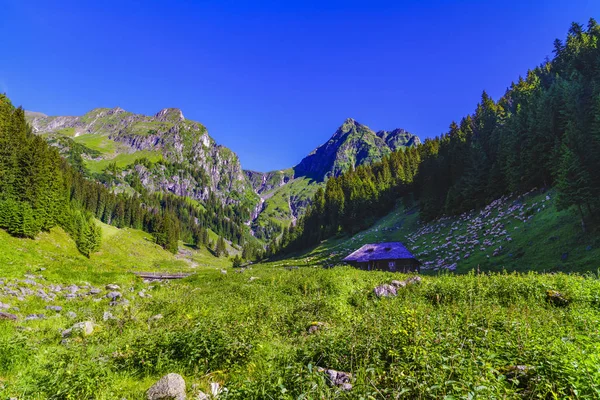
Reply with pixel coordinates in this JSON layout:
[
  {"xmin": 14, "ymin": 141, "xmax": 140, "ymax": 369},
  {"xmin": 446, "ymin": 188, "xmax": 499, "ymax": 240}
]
[
  {"xmin": 416, "ymin": 19, "xmax": 600, "ymax": 232},
  {"xmin": 274, "ymin": 147, "xmax": 421, "ymax": 254},
  {"xmin": 0, "ymin": 95, "xmax": 258, "ymax": 258},
  {"xmin": 276, "ymin": 19, "xmax": 600, "ymax": 255}
]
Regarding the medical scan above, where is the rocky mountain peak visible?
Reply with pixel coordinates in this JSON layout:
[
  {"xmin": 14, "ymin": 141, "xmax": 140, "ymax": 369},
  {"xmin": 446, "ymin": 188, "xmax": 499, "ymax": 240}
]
[
  {"xmin": 155, "ymin": 108, "xmax": 185, "ymax": 122},
  {"xmin": 109, "ymin": 106, "xmax": 126, "ymax": 115},
  {"xmin": 294, "ymin": 118, "xmax": 420, "ymax": 181}
]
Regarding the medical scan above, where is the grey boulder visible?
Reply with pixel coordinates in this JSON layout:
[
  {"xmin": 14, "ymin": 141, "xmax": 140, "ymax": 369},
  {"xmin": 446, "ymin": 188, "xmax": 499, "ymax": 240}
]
[
  {"xmin": 147, "ymin": 373, "xmax": 186, "ymax": 400},
  {"xmin": 374, "ymin": 284, "xmax": 397, "ymax": 298}
]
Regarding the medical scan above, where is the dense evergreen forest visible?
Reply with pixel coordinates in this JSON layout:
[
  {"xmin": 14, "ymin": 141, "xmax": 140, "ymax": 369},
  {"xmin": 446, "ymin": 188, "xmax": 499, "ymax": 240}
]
[
  {"xmin": 278, "ymin": 20, "xmax": 600, "ymax": 255},
  {"xmin": 0, "ymin": 95, "xmax": 256, "ymax": 257}
]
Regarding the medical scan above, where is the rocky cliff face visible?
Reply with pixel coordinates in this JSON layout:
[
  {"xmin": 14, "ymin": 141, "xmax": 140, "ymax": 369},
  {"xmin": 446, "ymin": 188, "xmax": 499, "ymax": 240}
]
[
  {"xmin": 26, "ymin": 107, "xmax": 256, "ymax": 206},
  {"xmin": 244, "ymin": 169, "xmax": 295, "ymax": 195}
]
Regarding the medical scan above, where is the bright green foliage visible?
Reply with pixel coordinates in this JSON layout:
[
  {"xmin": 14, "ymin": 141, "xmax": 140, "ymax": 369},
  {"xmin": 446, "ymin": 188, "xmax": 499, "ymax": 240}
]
[
  {"xmin": 153, "ymin": 212, "xmax": 180, "ymax": 254},
  {"xmin": 0, "ymin": 258, "xmax": 599, "ymax": 398},
  {"xmin": 215, "ymin": 235, "xmax": 228, "ymax": 257},
  {"xmin": 231, "ymin": 254, "xmax": 243, "ymax": 267}
]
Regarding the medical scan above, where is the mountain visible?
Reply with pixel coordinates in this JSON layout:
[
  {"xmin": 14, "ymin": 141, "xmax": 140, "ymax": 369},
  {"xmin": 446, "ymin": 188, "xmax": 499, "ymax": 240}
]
[
  {"xmin": 245, "ymin": 119, "xmax": 421, "ymax": 233},
  {"xmin": 26, "ymin": 107, "xmax": 259, "ymax": 209},
  {"xmin": 26, "ymin": 109, "xmax": 420, "ymax": 240},
  {"xmin": 294, "ymin": 118, "xmax": 420, "ymax": 181}
]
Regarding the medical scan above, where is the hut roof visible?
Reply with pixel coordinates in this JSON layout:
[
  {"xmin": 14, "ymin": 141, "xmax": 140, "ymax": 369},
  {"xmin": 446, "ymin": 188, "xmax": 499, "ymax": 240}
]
[{"xmin": 343, "ymin": 242, "xmax": 417, "ymax": 263}]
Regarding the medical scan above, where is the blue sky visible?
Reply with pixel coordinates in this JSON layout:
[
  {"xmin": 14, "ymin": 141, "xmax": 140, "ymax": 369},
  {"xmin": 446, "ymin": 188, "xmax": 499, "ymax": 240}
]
[{"xmin": 2, "ymin": 0, "xmax": 599, "ymax": 171}]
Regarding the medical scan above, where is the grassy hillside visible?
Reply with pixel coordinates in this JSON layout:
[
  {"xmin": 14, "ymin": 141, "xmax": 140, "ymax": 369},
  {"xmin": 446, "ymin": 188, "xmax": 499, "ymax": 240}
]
[
  {"xmin": 255, "ymin": 177, "xmax": 320, "ymax": 228},
  {"xmin": 0, "ymin": 222, "xmax": 231, "ymax": 281},
  {"xmin": 1, "ymin": 258, "xmax": 599, "ymax": 398},
  {"xmin": 273, "ymin": 189, "xmax": 600, "ymax": 274}
]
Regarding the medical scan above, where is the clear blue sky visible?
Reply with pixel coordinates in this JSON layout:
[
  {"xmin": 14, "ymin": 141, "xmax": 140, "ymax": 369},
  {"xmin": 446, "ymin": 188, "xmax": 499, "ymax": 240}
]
[{"xmin": 2, "ymin": 0, "xmax": 599, "ymax": 172}]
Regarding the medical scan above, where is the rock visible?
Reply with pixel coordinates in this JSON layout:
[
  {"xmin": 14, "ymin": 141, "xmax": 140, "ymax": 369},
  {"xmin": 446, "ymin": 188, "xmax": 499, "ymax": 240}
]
[
  {"xmin": 73, "ymin": 321, "xmax": 94, "ymax": 336},
  {"xmin": 46, "ymin": 305, "xmax": 63, "ymax": 312},
  {"xmin": 106, "ymin": 284, "xmax": 120, "ymax": 290},
  {"xmin": 107, "ymin": 291, "xmax": 122, "ymax": 300},
  {"xmin": 374, "ymin": 284, "xmax": 397, "ymax": 298},
  {"xmin": 62, "ymin": 321, "xmax": 95, "ymax": 338},
  {"xmin": 146, "ymin": 373, "xmax": 186, "ymax": 400},
  {"xmin": 308, "ymin": 322, "xmax": 325, "ymax": 334},
  {"xmin": 502, "ymin": 365, "xmax": 536, "ymax": 388},
  {"xmin": 66, "ymin": 311, "xmax": 77, "ymax": 319},
  {"xmin": 405, "ymin": 276, "xmax": 422, "ymax": 285},
  {"xmin": 25, "ymin": 313, "xmax": 46, "ymax": 321},
  {"xmin": 220, "ymin": 269, "xmax": 227, "ymax": 274},
  {"xmin": 0, "ymin": 312, "xmax": 17, "ymax": 321},
  {"xmin": 89, "ymin": 288, "xmax": 102, "ymax": 295},
  {"xmin": 66, "ymin": 284, "xmax": 79, "ymax": 294},
  {"xmin": 148, "ymin": 314, "xmax": 163, "ymax": 322},
  {"xmin": 391, "ymin": 276, "xmax": 421, "ymax": 289},
  {"xmin": 546, "ymin": 290, "xmax": 569, "ymax": 307},
  {"xmin": 110, "ymin": 298, "xmax": 130, "ymax": 307},
  {"xmin": 0, "ymin": 302, "xmax": 10, "ymax": 310},
  {"xmin": 103, "ymin": 311, "xmax": 115, "ymax": 321},
  {"xmin": 319, "ymin": 368, "xmax": 353, "ymax": 391},
  {"xmin": 390, "ymin": 280, "xmax": 406, "ymax": 288},
  {"xmin": 196, "ymin": 391, "xmax": 209, "ymax": 400},
  {"xmin": 249, "ymin": 276, "xmax": 259, "ymax": 282}
]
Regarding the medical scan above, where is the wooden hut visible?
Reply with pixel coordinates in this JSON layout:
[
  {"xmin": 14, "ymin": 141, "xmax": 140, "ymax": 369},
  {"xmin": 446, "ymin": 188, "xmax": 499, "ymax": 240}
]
[{"xmin": 343, "ymin": 242, "xmax": 420, "ymax": 273}]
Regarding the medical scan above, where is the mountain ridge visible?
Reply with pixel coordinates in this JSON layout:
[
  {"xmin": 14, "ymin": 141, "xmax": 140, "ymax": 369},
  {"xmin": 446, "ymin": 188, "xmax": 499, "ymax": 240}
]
[{"xmin": 26, "ymin": 108, "xmax": 421, "ymax": 238}]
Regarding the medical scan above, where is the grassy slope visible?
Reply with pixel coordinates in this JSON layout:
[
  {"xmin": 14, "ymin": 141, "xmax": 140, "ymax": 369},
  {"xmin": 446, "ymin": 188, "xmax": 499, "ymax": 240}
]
[
  {"xmin": 1, "ymin": 258, "xmax": 599, "ymax": 398},
  {"xmin": 256, "ymin": 177, "xmax": 320, "ymax": 228},
  {"xmin": 0, "ymin": 221, "xmax": 231, "ymax": 282},
  {"xmin": 273, "ymin": 189, "xmax": 600, "ymax": 274},
  {"xmin": 2, "ymin": 191, "xmax": 600, "ymax": 398}
]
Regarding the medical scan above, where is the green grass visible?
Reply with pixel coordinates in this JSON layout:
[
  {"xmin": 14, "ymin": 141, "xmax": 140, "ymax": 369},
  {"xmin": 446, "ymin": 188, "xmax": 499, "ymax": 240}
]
[
  {"xmin": 257, "ymin": 177, "xmax": 319, "ymax": 228},
  {"xmin": 85, "ymin": 151, "xmax": 163, "ymax": 174},
  {"xmin": 2, "ymin": 191, "xmax": 600, "ymax": 398},
  {"xmin": 73, "ymin": 134, "xmax": 118, "ymax": 154},
  {"xmin": 276, "ymin": 190, "xmax": 600, "ymax": 274},
  {"xmin": 1, "ymin": 258, "xmax": 599, "ymax": 398}
]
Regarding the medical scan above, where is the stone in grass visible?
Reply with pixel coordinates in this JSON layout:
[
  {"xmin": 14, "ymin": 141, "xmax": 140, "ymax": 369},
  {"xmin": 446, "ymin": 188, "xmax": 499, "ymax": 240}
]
[
  {"xmin": 374, "ymin": 284, "xmax": 397, "ymax": 298},
  {"xmin": 146, "ymin": 373, "xmax": 186, "ymax": 400},
  {"xmin": 546, "ymin": 290, "xmax": 570, "ymax": 307},
  {"xmin": 318, "ymin": 368, "xmax": 353, "ymax": 391},
  {"xmin": 110, "ymin": 298, "xmax": 130, "ymax": 307},
  {"xmin": 103, "ymin": 311, "xmax": 116, "ymax": 321},
  {"xmin": 501, "ymin": 365, "xmax": 536, "ymax": 388},
  {"xmin": 46, "ymin": 305, "xmax": 63, "ymax": 312},
  {"xmin": 148, "ymin": 314, "xmax": 163, "ymax": 323},
  {"xmin": 106, "ymin": 291, "xmax": 122, "ymax": 300},
  {"xmin": 62, "ymin": 321, "xmax": 94, "ymax": 338},
  {"xmin": 307, "ymin": 322, "xmax": 325, "ymax": 334},
  {"xmin": 0, "ymin": 311, "xmax": 17, "ymax": 321},
  {"xmin": 66, "ymin": 311, "xmax": 77, "ymax": 319},
  {"xmin": 390, "ymin": 276, "xmax": 422, "ymax": 289},
  {"xmin": 25, "ymin": 314, "xmax": 46, "ymax": 321},
  {"xmin": 89, "ymin": 288, "xmax": 102, "ymax": 295},
  {"xmin": 106, "ymin": 284, "xmax": 120, "ymax": 290},
  {"xmin": 0, "ymin": 303, "xmax": 10, "ymax": 310}
]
